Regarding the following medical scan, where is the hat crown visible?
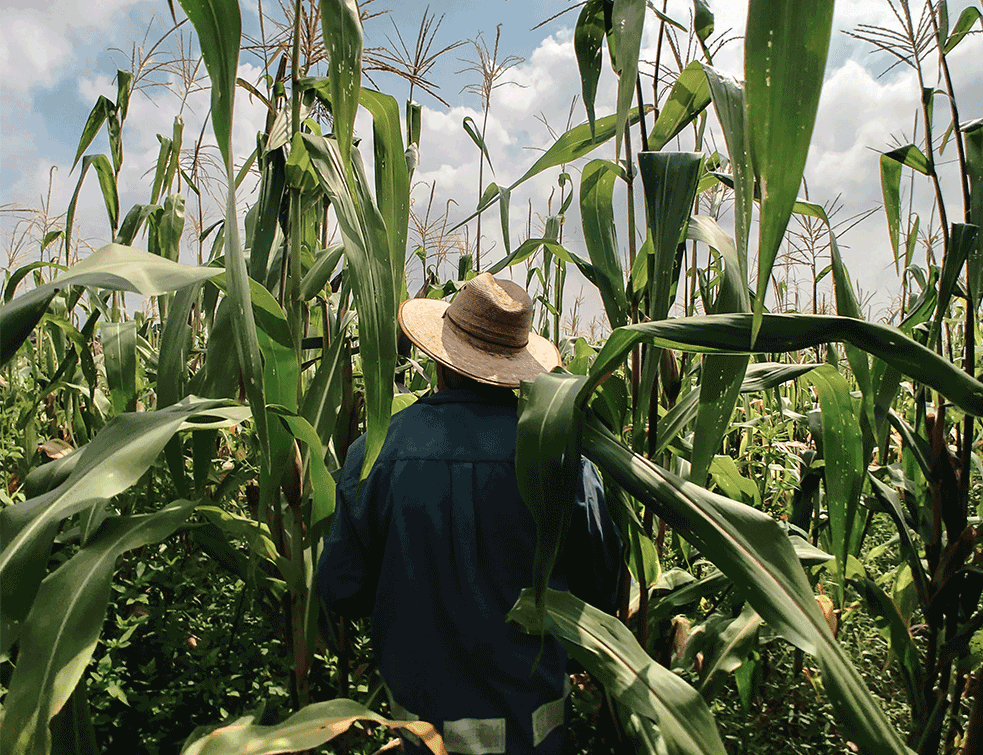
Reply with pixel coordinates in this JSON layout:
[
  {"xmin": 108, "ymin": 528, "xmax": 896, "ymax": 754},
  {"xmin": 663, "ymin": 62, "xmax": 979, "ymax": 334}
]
[{"xmin": 446, "ymin": 273, "xmax": 532, "ymax": 349}]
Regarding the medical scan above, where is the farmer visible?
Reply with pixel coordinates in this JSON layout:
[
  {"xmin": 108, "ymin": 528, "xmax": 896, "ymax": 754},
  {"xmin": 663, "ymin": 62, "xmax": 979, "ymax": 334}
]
[{"xmin": 317, "ymin": 273, "xmax": 622, "ymax": 755}]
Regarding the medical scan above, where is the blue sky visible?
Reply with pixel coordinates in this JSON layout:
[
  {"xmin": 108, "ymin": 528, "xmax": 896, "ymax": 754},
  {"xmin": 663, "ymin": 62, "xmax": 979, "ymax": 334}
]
[{"xmin": 2, "ymin": 0, "xmax": 980, "ymax": 327}]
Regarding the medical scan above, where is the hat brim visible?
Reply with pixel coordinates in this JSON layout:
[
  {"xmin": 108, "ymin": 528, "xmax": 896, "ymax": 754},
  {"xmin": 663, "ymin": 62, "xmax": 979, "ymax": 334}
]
[{"xmin": 398, "ymin": 298, "xmax": 561, "ymax": 388}]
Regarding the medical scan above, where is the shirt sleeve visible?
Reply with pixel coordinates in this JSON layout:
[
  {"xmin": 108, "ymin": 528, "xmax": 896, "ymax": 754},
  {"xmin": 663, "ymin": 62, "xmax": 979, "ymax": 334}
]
[
  {"xmin": 563, "ymin": 457, "xmax": 623, "ymax": 614},
  {"xmin": 316, "ymin": 439, "xmax": 378, "ymax": 620}
]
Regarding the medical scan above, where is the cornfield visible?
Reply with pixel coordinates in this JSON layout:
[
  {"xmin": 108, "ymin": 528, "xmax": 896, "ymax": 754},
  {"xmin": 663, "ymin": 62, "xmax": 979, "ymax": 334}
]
[{"xmin": 1, "ymin": 1, "xmax": 981, "ymax": 753}]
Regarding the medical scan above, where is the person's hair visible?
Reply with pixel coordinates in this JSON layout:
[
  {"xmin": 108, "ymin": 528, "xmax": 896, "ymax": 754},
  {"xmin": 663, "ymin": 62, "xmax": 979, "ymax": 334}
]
[{"xmin": 435, "ymin": 362, "xmax": 485, "ymax": 391}]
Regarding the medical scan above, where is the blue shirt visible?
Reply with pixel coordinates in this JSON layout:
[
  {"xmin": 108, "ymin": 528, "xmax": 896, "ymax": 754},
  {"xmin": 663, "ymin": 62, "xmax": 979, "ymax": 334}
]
[{"xmin": 317, "ymin": 387, "xmax": 622, "ymax": 754}]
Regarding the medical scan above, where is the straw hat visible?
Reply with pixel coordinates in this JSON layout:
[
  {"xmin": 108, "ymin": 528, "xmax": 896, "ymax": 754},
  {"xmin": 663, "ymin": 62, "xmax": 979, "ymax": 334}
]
[{"xmin": 398, "ymin": 273, "xmax": 561, "ymax": 388}]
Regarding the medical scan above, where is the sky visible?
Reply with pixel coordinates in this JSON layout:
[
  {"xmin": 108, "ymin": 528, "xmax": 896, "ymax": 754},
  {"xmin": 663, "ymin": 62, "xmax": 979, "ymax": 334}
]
[{"xmin": 1, "ymin": 0, "xmax": 980, "ymax": 331}]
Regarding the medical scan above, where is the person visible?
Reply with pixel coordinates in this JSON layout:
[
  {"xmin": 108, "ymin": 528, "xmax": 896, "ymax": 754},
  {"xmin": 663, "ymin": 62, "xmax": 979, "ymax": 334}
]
[{"xmin": 317, "ymin": 273, "xmax": 622, "ymax": 755}]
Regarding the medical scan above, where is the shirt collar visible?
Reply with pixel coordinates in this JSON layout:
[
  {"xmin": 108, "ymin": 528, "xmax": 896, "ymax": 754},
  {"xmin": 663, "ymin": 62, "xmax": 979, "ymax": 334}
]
[{"xmin": 420, "ymin": 386, "xmax": 519, "ymax": 409}]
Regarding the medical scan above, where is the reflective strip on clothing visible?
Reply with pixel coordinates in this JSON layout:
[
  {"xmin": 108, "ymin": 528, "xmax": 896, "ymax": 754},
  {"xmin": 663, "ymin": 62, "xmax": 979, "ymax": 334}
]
[
  {"xmin": 443, "ymin": 716, "xmax": 507, "ymax": 754},
  {"xmin": 393, "ymin": 677, "xmax": 569, "ymax": 754},
  {"xmin": 532, "ymin": 676, "xmax": 571, "ymax": 747}
]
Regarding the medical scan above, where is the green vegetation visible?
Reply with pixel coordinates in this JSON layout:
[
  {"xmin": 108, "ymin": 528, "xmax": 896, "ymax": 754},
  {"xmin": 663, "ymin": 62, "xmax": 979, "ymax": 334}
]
[{"xmin": 1, "ymin": 1, "xmax": 981, "ymax": 753}]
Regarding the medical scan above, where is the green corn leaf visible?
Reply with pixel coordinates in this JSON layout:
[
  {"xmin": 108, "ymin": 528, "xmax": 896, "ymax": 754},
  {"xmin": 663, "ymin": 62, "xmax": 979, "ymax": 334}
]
[
  {"xmin": 101, "ymin": 321, "xmax": 138, "ymax": 415},
  {"xmin": 302, "ymin": 133, "xmax": 396, "ymax": 480},
  {"xmin": 1, "ymin": 499, "xmax": 199, "ymax": 755},
  {"xmin": 0, "ymin": 397, "xmax": 240, "ymax": 652},
  {"xmin": 453, "ymin": 107, "xmax": 650, "ymax": 233},
  {"xmin": 180, "ymin": 698, "xmax": 446, "ymax": 755},
  {"xmin": 270, "ymin": 408, "xmax": 335, "ymax": 528},
  {"xmin": 462, "ymin": 115, "xmax": 494, "ymax": 173},
  {"xmin": 883, "ymin": 144, "xmax": 931, "ymax": 175},
  {"xmin": 301, "ymin": 313, "xmax": 353, "ymax": 468},
  {"xmin": 881, "ymin": 154, "xmax": 904, "ymax": 273},
  {"xmin": 702, "ymin": 65, "xmax": 753, "ymax": 278},
  {"xmin": 580, "ymin": 418, "xmax": 912, "ymax": 754},
  {"xmin": 248, "ymin": 146, "xmax": 286, "ymax": 282},
  {"xmin": 637, "ymin": 152, "xmax": 703, "ymax": 322},
  {"xmin": 509, "ymin": 588, "xmax": 728, "ymax": 755},
  {"xmin": 867, "ymin": 473, "xmax": 930, "ymax": 612},
  {"xmin": 177, "ymin": 0, "xmax": 240, "ymax": 168},
  {"xmin": 697, "ymin": 604, "xmax": 763, "ymax": 701},
  {"xmin": 3, "ymin": 261, "xmax": 65, "ymax": 303},
  {"xmin": 611, "ymin": 0, "xmax": 645, "ymax": 159},
  {"xmin": 516, "ymin": 372, "xmax": 587, "ymax": 610},
  {"xmin": 745, "ymin": 0, "xmax": 834, "ymax": 341},
  {"xmin": 686, "ymin": 216, "xmax": 750, "ymax": 484},
  {"xmin": 320, "ymin": 0, "xmax": 363, "ymax": 176},
  {"xmin": 158, "ymin": 193, "xmax": 186, "ymax": 263},
  {"xmin": 850, "ymin": 577, "xmax": 926, "ymax": 721},
  {"xmin": 693, "ymin": 0, "xmax": 714, "ymax": 45},
  {"xmin": 115, "ymin": 203, "xmax": 159, "ymax": 246},
  {"xmin": 65, "ymin": 155, "xmax": 119, "ymax": 253},
  {"xmin": 71, "ymin": 96, "xmax": 113, "ymax": 171},
  {"xmin": 803, "ymin": 365, "xmax": 864, "ymax": 606},
  {"xmin": 158, "ymin": 282, "xmax": 202, "ymax": 409},
  {"xmin": 580, "ymin": 314, "xmax": 983, "ymax": 417},
  {"xmin": 300, "ymin": 244, "xmax": 345, "ymax": 300},
  {"xmin": 361, "ymin": 88, "xmax": 410, "ymax": 295},
  {"xmin": 0, "ymin": 244, "xmax": 220, "ymax": 367},
  {"xmin": 943, "ymin": 5, "xmax": 982, "ymax": 53},
  {"xmin": 930, "ymin": 223, "xmax": 977, "ymax": 348},
  {"xmin": 648, "ymin": 60, "xmax": 712, "ymax": 152},
  {"xmin": 575, "ymin": 0, "xmax": 605, "ymax": 137}
]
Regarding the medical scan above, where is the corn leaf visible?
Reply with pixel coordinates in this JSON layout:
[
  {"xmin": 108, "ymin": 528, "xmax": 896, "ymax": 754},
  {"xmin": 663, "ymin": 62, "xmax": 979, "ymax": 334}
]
[
  {"xmin": 803, "ymin": 365, "xmax": 864, "ymax": 606},
  {"xmin": 319, "ymin": 0, "xmax": 362, "ymax": 175},
  {"xmin": 0, "ymin": 244, "xmax": 220, "ymax": 367},
  {"xmin": 302, "ymin": 133, "xmax": 396, "ymax": 479},
  {"xmin": 581, "ymin": 314, "xmax": 983, "ymax": 417},
  {"xmin": 580, "ymin": 159, "xmax": 628, "ymax": 328},
  {"xmin": 180, "ymin": 698, "xmax": 447, "ymax": 755},
  {"xmin": 575, "ymin": 0, "xmax": 606, "ymax": 136},
  {"xmin": 101, "ymin": 320, "xmax": 138, "ymax": 415},
  {"xmin": 0, "ymin": 397, "xmax": 239, "ymax": 651},
  {"xmin": 745, "ymin": 0, "xmax": 834, "ymax": 341},
  {"xmin": 648, "ymin": 60, "xmax": 712, "ymax": 152},
  {"xmin": 611, "ymin": 0, "xmax": 645, "ymax": 159},
  {"xmin": 1, "ymin": 500, "xmax": 198, "ymax": 755},
  {"xmin": 176, "ymin": 0, "xmax": 239, "ymax": 168},
  {"xmin": 509, "ymin": 588, "xmax": 728, "ymax": 755},
  {"xmin": 581, "ymin": 418, "xmax": 912, "ymax": 754}
]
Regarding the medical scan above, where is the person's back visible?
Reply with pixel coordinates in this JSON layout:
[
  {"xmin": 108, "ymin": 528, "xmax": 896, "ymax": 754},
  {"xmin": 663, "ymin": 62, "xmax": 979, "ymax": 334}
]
[{"xmin": 317, "ymin": 274, "xmax": 622, "ymax": 754}]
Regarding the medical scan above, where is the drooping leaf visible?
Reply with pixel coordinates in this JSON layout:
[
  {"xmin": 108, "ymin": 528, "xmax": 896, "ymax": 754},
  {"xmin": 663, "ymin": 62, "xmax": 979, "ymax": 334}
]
[
  {"xmin": 697, "ymin": 604, "xmax": 763, "ymax": 701},
  {"xmin": 177, "ymin": 0, "xmax": 240, "ymax": 168},
  {"xmin": 0, "ymin": 244, "xmax": 220, "ymax": 367},
  {"xmin": 943, "ymin": 5, "xmax": 982, "ymax": 53},
  {"xmin": 575, "ymin": 0, "xmax": 606, "ymax": 136},
  {"xmin": 180, "ymin": 698, "xmax": 447, "ymax": 755},
  {"xmin": 1, "ymin": 500, "xmax": 198, "ymax": 755},
  {"xmin": 509, "ymin": 588, "xmax": 728, "ymax": 755},
  {"xmin": 580, "ymin": 314, "xmax": 983, "ymax": 418},
  {"xmin": 648, "ymin": 60, "xmax": 712, "ymax": 152},
  {"xmin": 745, "ymin": 0, "xmax": 834, "ymax": 340},
  {"xmin": 0, "ymin": 398, "xmax": 243, "ymax": 651},
  {"xmin": 611, "ymin": 0, "xmax": 646, "ymax": 159},
  {"xmin": 580, "ymin": 418, "xmax": 911, "ymax": 754},
  {"xmin": 516, "ymin": 372, "xmax": 587, "ymax": 610}
]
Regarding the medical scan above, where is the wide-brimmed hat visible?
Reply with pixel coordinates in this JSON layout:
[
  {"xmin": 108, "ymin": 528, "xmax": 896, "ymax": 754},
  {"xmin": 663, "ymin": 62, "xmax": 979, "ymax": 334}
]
[{"xmin": 398, "ymin": 272, "xmax": 561, "ymax": 388}]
